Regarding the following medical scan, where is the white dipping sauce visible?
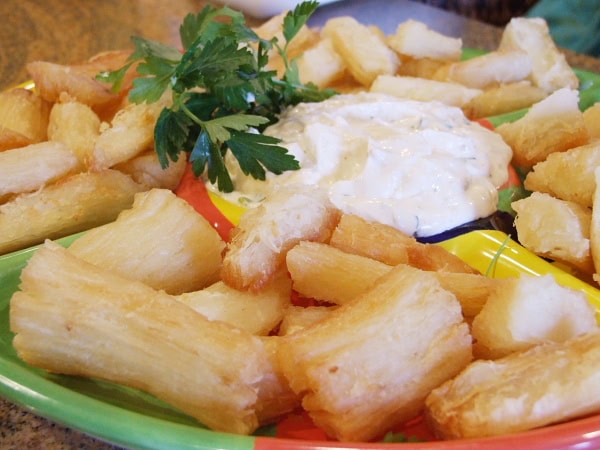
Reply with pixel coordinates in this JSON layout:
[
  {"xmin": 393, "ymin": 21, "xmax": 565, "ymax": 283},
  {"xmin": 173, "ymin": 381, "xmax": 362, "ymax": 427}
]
[{"xmin": 213, "ymin": 92, "xmax": 512, "ymax": 237}]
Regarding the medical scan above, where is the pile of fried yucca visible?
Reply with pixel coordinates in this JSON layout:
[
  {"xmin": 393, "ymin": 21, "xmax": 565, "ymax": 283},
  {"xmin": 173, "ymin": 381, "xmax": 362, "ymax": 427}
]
[
  {"xmin": 5, "ymin": 8, "xmax": 600, "ymax": 444},
  {"xmin": 0, "ymin": 51, "xmax": 186, "ymax": 255}
]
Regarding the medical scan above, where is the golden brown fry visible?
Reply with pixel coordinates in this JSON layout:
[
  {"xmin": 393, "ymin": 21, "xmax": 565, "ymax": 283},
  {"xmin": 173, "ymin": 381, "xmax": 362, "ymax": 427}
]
[
  {"xmin": 68, "ymin": 189, "xmax": 225, "ymax": 294},
  {"xmin": 330, "ymin": 214, "xmax": 478, "ymax": 273},
  {"xmin": 278, "ymin": 305, "xmax": 336, "ymax": 336},
  {"xmin": 222, "ymin": 185, "xmax": 340, "ymax": 291},
  {"xmin": 583, "ymin": 102, "xmax": 600, "ymax": 139},
  {"xmin": 425, "ymin": 331, "xmax": 600, "ymax": 439},
  {"xmin": 87, "ymin": 49, "xmax": 133, "ymax": 72},
  {"xmin": 278, "ymin": 264, "xmax": 472, "ymax": 442},
  {"xmin": 513, "ymin": 192, "xmax": 594, "ymax": 274},
  {"xmin": 296, "ymin": 37, "xmax": 347, "ymax": 88},
  {"xmin": 26, "ymin": 60, "xmax": 120, "ymax": 109},
  {"xmin": 287, "ymin": 239, "xmax": 497, "ymax": 316},
  {"xmin": 0, "ymin": 88, "xmax": 50, "ymax": 151},
  {"xmin": 10, "ymin": 240, "xmax": 271, "ymax": 435},
  {"xmin": 114, "ymin": 150, "xmax": 186, "ymax": 191},
  {"xmin": 255, "ymin": 336, "xmax": 302, "ymax": 425},
  {"xmin": 499, "ymin": 17, "xmax": 579, "ymax": 93},
  {"xmin": 433, "ymin": 50, "xmax": 532, "ymax": 90},
  {"xmin": 47, "ymin": 96, "xmax": 101, "ymax": 168},
  {"xmin": 387, "ymin": 19, "xmax": 462, "ymax": 61},
  {"xmin": 0, "ymin": 141, "xmax": 80, "ymax": 200},
  {"xmin": 471, "ymin": 274, "xmax": 597, "ymax": 359},
  {"xmin": 496, "ymin": 88, "xmax": 590, "ymax": 167},
  {"xmin": 253, "ymin": 11, "xmax": 318, "ymax": 60},
  {"xmin": 329, "ymin": 214, "xmax": 411, "ymax": 265},
  {"xmin": 590, "ymin": 168, "xmax": 600, "ymax": 284},
  {"xmin": 0, "ymin": 128, "xmax": 32, "ymax": 153},
  {"xmin": 253, "ymin": 10, "xmax": 319, "ymax": 78},
  {"xmin": 524, "ymin": 140, "xmax": 600, "ymax": 208},
  {"xmin": 0, "ymin": 170, "xmax": 145, "ymax": 255},
  {"xmin": 462, "ymin": 81, "xmax": 548, "ymax": 120},
  {"xmin": 176, "ymin": 273, "xmax": 292, "ymax": 335},
  {"xmin": 435, "ymin": 272, "xmax": 505, "ymax": 318},
  {"xmin": 90, "ymin": 97, "xmax": 169, "ymax": 170},
  {"xmin": 370, "ymin": 75, "xmax": 481, "ymax": 107},
  {"xmin": 396, "ymin": 56, "xmax": 450, "ymax": 79},
  {"xmin": 286, "ymin": 241, "xmax": 390, "ymax": 305},
  {"xmin": 322, "ymin": 16, "xmax": 398, "ymax": 86}
]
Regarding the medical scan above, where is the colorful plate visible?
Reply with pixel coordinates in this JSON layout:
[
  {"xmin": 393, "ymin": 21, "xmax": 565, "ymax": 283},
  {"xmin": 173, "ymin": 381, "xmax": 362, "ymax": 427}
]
[
  {"xmin": 2, "ymin": 50, "xmax": 600, "ymax": 450},
  {"xmin": 2, "ymin": 227, "xmax": 600, "ymax": 449}
]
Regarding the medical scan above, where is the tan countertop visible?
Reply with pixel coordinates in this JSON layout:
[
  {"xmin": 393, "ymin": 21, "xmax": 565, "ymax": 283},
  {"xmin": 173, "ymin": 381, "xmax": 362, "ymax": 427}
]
[{"xmin": 1, "ymin": 1, "xmax": 600, "ymax": 449}]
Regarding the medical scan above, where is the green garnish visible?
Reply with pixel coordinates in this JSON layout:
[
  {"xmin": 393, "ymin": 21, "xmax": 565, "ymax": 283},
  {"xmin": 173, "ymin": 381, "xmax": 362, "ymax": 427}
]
[
  {"xmin": 381, "ymin": 431, "xmax": 424, "ymax": 443},
  {"xmin": 98, "ymin": 1, "xmax": 336, "ymax": 192},
  {"xmin": 485, "ymin": 233, "xmax": 512, "ymax": 277}
]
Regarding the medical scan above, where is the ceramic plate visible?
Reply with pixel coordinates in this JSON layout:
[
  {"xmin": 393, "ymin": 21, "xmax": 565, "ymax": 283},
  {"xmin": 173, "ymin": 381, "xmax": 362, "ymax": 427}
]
[
  {"xmin": 3, "ymin": 226, "xmax": 600, "ymax": 449},
  {"xmin": 2, "ymin": 22, "xmax": 600, "ymax": 450}
]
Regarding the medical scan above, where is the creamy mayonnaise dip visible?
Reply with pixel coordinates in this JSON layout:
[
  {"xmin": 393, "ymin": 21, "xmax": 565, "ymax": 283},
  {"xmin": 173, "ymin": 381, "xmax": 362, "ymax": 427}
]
[{"xmin": 211, "ymin": 92, "xmax": 512, "ymax": 237}]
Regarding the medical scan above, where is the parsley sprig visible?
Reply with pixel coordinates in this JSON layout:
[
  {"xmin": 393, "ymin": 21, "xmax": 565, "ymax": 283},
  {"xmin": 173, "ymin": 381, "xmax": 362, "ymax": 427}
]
[{"xmin": 98, "ymin": 1, "xmax": 335, "ymax": 192}]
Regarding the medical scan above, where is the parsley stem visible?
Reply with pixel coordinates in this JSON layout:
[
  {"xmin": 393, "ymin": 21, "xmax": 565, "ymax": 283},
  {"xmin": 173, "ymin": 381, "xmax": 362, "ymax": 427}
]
[{"xmin": 178, "ymin": 99, "xmax": 204, "ymax": 128}]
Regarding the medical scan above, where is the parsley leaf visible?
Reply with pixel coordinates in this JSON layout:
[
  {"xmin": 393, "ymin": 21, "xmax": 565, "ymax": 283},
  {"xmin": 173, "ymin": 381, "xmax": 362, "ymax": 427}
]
[
  {"xmin": 228, "ymin": 131, "xmax": 300, "ymax": 179},
  {"xmin": 98, "ymin": 1, "xmax": 336, "ymax": 193},
  {"xmin": 283, "ymin": 1, "xmax": 319, "ymax": 43}
]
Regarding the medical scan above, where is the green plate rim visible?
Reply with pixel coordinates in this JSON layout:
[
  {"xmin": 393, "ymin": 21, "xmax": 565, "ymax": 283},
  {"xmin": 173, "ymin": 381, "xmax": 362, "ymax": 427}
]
[{"xmin": 2, "ymin": 50, "xmax": 600, "ymax": 450}]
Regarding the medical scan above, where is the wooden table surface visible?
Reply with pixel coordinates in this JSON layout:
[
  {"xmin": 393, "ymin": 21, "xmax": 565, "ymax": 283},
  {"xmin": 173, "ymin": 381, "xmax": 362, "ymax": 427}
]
[{"xmin": 1, "ymin": 1, "xmax": 600, "ymax": 449}]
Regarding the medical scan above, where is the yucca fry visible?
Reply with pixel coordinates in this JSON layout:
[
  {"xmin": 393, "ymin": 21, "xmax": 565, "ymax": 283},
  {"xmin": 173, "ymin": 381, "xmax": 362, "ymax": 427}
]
[
  {"xmin": 287, "ymin": 240, "xmax": 498, "ymax": 316},
  {"xmin": 370, "ymin": 75, "xmax": 482, "ymax": 107},
  {"xmin": 425, "ymin": 331, "xmax": 600, "ymax": 439},
  {"xmin": 499, "ymin": 17, "xmax": 579, "ymax": 93},
  {"xmin": 0, "ymin": 141, "xmax": 79, "ymax": 200},
  {"xmin": 277, "ymin": 264, "xmax": 472, "ymax": 442},
  {"xmin": 435, "ymin": 272, "xmax": 505, "ymax": 318},
  {"xmin": 176, "ymin": 273, "xmax": 292, "ymax": 335},
  {"xmin": 114, "ymin": 150, "xmax": 186, "ymax": 191},
  {"xmin": 590, "ymin": 168, "xmax": 600, "ymax": 285},
  {"xmin": 322, "ymin": 16, "xmax": 398, "ymax": 86},
  {"xmin": 432, "ymin": 50, "xmax": 532, "ymax": 90},
  {"xmin": 330, "ymin": 214, "xmax": 478, "ymax": 273},
  {"xmin": 26, "ymin": 60, "xmax": 121, "ymax": 110},
  {"xmin": 222, "ymin": 185, "xmax": 340, "ymax": 291},
  {"xmin": 395, "ymin": 56, "xmax": 448, "ymax": 79},
  {"xmin": 326, "ymin": 72, "xmax": 364, "ymax": 94},
  {"xmin": 253, "ymin": 10, "xmax": 319, "ymax": 78},
  {"xmin": 0, "ymin": 127, "xmax": 32, "ymax": 153},
  {"xmin": 387, "ymin": 19, "xmax": 462, "ymax": 61},
  {"xmin": 47, "ymin": 97, "xmax": 101, "ymax": 168},
  {"xmin": 0, "ymin": 169, "xmax": 145, "ymax": 255},
  {"xmin": 278, "ymin": 305, "xmax": 336, "ymax": 336},
  {"xmin": 583, "ymin": 102, "xmax": 600, "ymax": 139},
  {"xmin": 255, "ymin": 336, "xmax": 302, "ymax": 425},
  {"xmin": 296, "ymin": 37, "xmax": 347, "ymax": 88},
  {"xmin": 462, "ymin": 81, "xmax": 548, "ymax": 120},
  {"xmin": 90, "ymin": 97, "xmax": 169, "ymax": 171},
  {"xmin": 471, "ymin": 274, "xmax": 598, "ymax": 359},
  {"xmin": 329, "ymin": 214, "xmax": 410, "ymax": 265},
  {"xmin": 10, "ymin": 240, "xmax": 270, "ymax": 435},
  {"xmin": 68, "ymin": 188, "xmax": 224, "ymax": 295},
  {"xmin": 0, "ymin": 88, "xmax": 50, "ymax": 151},
  {"xmin": 26, "ymin": 51, "xmax": 133, "ymax": 115},
  {"xmin": 252, "ymin": 10, "xmax": 317, "ymax": 60},
  {"xmin": 513, "ymin": 192, "xmax": 593, "ymax": 275},
  {"xmin": 286, "ymin": 241, "xmax": 390, "ymax": 305},
  {"xmin": 524, "ymin": 140, "xmax": 600, "ymax": 208},
  {"xmin": 496, "ymin": 88, "xmax": 590, "ymax": 167}
]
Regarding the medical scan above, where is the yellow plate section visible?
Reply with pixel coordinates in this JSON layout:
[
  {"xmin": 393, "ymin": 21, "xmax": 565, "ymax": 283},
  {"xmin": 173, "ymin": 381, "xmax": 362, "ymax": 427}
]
[{"xmin": 440, "ymin": 230, "xmax": 600, "ymax": 320}]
